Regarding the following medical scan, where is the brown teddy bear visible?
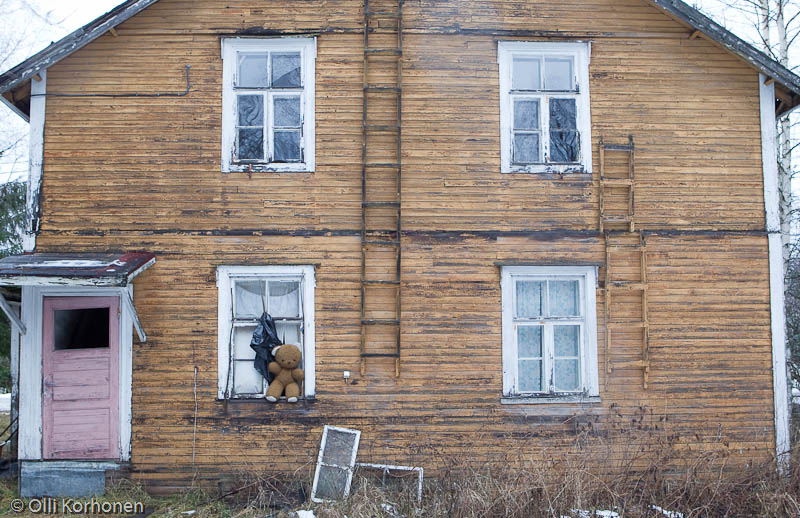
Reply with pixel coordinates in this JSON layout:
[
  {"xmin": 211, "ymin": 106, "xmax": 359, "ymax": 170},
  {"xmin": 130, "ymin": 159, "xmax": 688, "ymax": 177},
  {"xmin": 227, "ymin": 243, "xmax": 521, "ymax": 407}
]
[{"xmin": 266, "ymin": 344, "xmax": 304, "ymax": 403}]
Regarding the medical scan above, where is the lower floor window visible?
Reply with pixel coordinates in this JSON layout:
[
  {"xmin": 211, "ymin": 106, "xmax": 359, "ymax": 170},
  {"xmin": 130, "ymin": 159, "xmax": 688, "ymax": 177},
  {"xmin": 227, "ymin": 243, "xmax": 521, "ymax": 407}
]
[
  {"xmin": 217, "ymin": 265, "xmax": 316, "ymax": 399},
  {"xmin": 501, "ymin": 266, "xmax": 599, "ymax": 398}
]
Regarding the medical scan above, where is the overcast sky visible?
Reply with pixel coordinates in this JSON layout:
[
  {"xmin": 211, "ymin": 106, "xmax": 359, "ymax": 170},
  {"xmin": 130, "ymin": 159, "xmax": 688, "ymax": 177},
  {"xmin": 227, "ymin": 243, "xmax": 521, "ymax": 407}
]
[{"xmin": 0, "ymin": 0, "xmax": 780, "ymax": 182}]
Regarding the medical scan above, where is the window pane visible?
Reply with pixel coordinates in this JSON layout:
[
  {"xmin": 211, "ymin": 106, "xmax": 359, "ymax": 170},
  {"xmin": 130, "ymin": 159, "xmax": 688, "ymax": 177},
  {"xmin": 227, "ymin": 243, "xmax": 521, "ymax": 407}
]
[
  {"xmin": 238, "ymin": 95, "xmax": 264, "ymax": 127},
  {"xmin": 274, "ymin": 96, "xmax": 301, "ymax": 127},
  {"xmin": 315, "ymin": 466, "xmax": 349, "ymax": 501},
  {"xmin": 516, "ymin": 280, "xmax": 544, "ymax": 318},
  {"xmin": 54, "ymin": 308, "xmax": 109, "ymax": 350},
  {"xmin": 549, "ymin": 99, "xmax": 576, "ymax": 130},
  {"xmin": 554, "ymin": 359, "xmax": 580, "ymax": 391},
  {"xmin": 234, "ymin": 325, "xmax": 258, "ymax": 360},
  {"xmin": 518, "ymin": 359, "xmax": 542, "ymax": 392},
  {"xmin": 270, "ymin": 281, "xmax": 300, "ymax": 317},
  {"xmin": 550, "ymin": 131, "xmax": 579, "ymax": 163},
  {"xmin": 272, "ymin": 52, "xmax": 301, "ymax": 87},
  {"xmin": 549, "ymin": 280, "xmax": 579, "ymax": 316},
  {"xmin": 512, "ymin": 57, "xmax": 541, "ymax": 90},
  {"xmin": 513, "ymin": 133, "xmax": 540, "ymax": 164},
  {"xmin": 238, "ymin": 128, "xmax": 264, "ymax": 160},
  {"xmin": 544, "ymin": 57, "xmax": 573, "ymax": 90},
  {"xmin": 513, "ymin": 99, "xmax": 539, "ymax": 130},
  {"xmin": 517, "ymin": 326, "xmax": 542, "ymax": 357},
  {"xmin": 235, "ymin": 280, "xmax": 265, "ymax": 318},
  {"xmin": 237, "ymin": 53, "xmax": 268, "ymax": 88},
  {"xmin": 554, "ymin": 325, "xmax": 580, "ymax": 357},
  {"xmin": 274, "ymin": 130, "xmax": 302, "ymax": 161},
  {"xmin": 322, "ymin": 429, "xmax": 357, "ymax": 466},
  {"xmin": 276, "ymin": 322, "xmax": 302, "ymax": 348},
  {"xmin": 233, "ymin": 359, "xmax": 263, "ymax": 394}
]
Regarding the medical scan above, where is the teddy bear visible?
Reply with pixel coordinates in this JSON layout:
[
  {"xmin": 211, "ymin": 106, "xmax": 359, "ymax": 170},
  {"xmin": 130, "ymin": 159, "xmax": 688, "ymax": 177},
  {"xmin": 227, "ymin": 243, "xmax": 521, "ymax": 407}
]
[{"xmin": 266, "ymin": 344, "xmax": 304, "ymax": 403}]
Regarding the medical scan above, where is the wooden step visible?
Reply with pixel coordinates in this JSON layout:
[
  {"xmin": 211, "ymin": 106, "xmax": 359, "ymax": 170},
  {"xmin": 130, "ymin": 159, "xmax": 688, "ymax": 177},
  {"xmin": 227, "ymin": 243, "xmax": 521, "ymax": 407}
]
[
  {"xmin": 363, "ymin": 201, "xmax": 400, "ymax": 208},
  {"xmin": 360, "ymin": 352, "xmax": 400, "ymax": 358},
  {"xmin": 365, "ymin": 48, "xmax": 402, "ymax": 56},
  {"xmin": 607, "ymin": 282, "xmax": 647, "ymax": 291},
  {"xmin": 364, "ymin": 86, "xmax": 401, "ymax": 93},
  {"xmin": 366, "ymin": 10, "xmax": 401, "ymax": 18},
  {"xmin": 364, "ymin": 124, "xmax": 400, "ymax": 132},
  {"xmin": 363, "ymin": 240, "xmax": 400, "ymax": 246},
  {"xmin": 601, "ymin": 178, "xmax": 633, "ymax": 186},
  {"xmin": 606, "ymin": 321, "xmax": 648, "ymax": 329},
  {"xmin": 363, "ymin": 280, "xmax": 400, "ymax": 286},
  {"xmin": 362, "ymin": 319, "xmax": 400, "ymax": 325},
  {"xmin": 609, "ymin": 360, "xmax": 649, "ymax": 369},
  {"xmin": 602, "ymin": 144, "xmax": 634, "ymax": 152}
]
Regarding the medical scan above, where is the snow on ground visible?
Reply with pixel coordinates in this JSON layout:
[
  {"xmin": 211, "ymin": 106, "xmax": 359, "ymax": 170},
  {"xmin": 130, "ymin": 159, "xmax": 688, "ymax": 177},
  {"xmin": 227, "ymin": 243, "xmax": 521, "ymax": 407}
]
[{"xmin": 0, "ymin": 393, "xmax": 9, "ymax": 413}]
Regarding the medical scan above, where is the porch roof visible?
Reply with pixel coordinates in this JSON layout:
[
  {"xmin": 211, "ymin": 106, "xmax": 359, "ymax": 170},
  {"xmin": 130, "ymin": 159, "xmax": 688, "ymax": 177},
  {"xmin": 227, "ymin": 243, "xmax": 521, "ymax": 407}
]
[{"xmin": 0, "ymin": 252, "xmax": 156, "ymax": 287}]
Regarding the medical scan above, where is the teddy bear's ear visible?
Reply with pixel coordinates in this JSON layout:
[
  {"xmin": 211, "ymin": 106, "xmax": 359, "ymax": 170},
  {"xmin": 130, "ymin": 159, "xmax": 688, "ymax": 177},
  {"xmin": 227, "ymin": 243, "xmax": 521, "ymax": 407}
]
[{"xmin": 271, "ymin": 345, "xmax": 281, "ymax": 356}]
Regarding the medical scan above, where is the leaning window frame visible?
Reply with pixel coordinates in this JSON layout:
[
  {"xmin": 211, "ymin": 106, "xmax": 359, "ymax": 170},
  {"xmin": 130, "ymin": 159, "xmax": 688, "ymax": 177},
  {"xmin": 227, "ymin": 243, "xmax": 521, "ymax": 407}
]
[
  {"xmin": 216, "ymin": 265, "xmax": 316, "ymax": 400},
  {"xmin": 498, "ymin": 41, "xmax": 592, "ymax": 174},
  {"xmin": 221, "ymin": 37, "xmax": 317, "ymax": 173},
  {"xmin": 501, "ymin": 266, "xmax": 599, "ymax": 402}
]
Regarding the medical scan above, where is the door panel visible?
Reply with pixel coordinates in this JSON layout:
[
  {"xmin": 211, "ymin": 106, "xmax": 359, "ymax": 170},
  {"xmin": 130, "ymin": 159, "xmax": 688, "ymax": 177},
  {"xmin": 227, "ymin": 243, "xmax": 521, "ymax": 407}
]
[{"xmin": 42, "ymin": 296, "xmax": 119, "ymax": 460}]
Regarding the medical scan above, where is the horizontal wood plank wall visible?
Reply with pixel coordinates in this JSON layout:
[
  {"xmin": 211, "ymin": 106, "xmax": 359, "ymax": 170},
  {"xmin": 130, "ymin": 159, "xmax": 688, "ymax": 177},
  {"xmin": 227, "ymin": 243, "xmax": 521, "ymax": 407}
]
[{"xmin": 36, "ymin": 0, "xmax": 773, "ymax": 491}]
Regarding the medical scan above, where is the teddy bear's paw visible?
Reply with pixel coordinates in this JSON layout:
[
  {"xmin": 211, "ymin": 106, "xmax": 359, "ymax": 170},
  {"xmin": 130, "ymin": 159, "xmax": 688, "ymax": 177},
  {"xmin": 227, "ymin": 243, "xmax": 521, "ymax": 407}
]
[
  {"xmin": 266, "ymin": 395, "xmax": 277, "ymax": 403},
  {"xmin": 287, "ymin": 397, "xmax": 298, "ymax": 403}
]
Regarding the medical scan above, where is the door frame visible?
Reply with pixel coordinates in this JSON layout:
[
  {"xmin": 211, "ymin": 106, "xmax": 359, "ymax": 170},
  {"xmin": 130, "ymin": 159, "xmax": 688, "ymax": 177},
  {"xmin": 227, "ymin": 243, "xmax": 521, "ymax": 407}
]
[{"xmin": 18, "ymin": 286, "xmax": 134, "ymax": 462}]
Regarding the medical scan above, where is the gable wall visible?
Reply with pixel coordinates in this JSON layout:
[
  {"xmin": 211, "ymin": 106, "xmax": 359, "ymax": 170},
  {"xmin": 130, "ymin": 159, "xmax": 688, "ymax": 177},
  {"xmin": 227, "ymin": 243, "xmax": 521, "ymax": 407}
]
[{"xmin": 34, "ymin": 0, "xmax": 775, "ymax": 490}]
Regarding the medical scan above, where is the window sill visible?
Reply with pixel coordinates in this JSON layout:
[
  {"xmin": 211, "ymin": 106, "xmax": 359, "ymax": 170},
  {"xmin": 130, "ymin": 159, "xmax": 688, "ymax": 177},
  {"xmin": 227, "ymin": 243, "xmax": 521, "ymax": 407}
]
[
  {"xmin": 224, "ymin": 163, "xmax": 315, "ymax": 174},
  {"xmin": 500, "ymin": 395, "xmax": 601, "ymax": 405},
  {"xmin": 216, "ymin": 396, "xmax": 316, "ymax": 404},
  {"xmin": 502, "ymin": 164, "xmax": 588, "ymax": 175}
]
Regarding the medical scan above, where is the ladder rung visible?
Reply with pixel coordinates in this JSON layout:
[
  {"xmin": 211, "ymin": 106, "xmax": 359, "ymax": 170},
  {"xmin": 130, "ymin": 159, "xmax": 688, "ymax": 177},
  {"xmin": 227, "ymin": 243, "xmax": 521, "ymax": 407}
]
[
  {"xmin": 363, "ymin": 240, "xmax": 400, "ymax": 246},
  {"xmin": 360, "ymin": 353, "xmax": 400, "ymax": 358},
  {"xmin": 363, "ymin": 280, "xmax": 401, "ymax": 285},
  {"xmin": 607, "ymin": 321, "xmax": 648, "ymax": 329},
  {"xmin": 607, "ymin": 244, "xmax": 645, "ymax": 251},
  {"xmin": 601, "ymin": 178, "xmax": 633, "ymax": 186},
  {"xmin": 365, "ymin": 48, "xmax": 402, "ymax": 56},
  {"xmin": 603, "ymin": 216, "xmax": 632, "ymax": 224},
  {"xmin": 364, "ymin": 86, "xmax": 401, "ymax": 92},
  {"xmin": 366, "ymin": 162, "xmax": 400, "ymax": 168},
  {"xmin": 366, "ymin": 10, "xmax": 400, "ymax": 18},
  {"xmin": 363, "ymin": 202, "xmax": 400, "ymax": 208},
  {"xmin": 603, "ymin": 144, "xmax": 634, "ymax": 152},
  {"xmin": 364, "ymin": 124, "xmax": 400, "ymax": 132},
  {"xmin": 362, "ymin": 319, "xmax": 400, "ymax": 325},
  {"xmin": 607, "ymin": 282, "xmax": 647, "ymax": 291},
  {"xmin": 610, "ymin": 360, "xmax": 649, "ymax": 369}
]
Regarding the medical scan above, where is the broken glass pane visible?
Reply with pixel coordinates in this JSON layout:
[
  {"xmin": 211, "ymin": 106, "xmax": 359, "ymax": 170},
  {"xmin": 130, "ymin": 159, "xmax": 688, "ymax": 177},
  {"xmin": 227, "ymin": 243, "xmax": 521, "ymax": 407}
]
[
  {"xmin": 238, "ymin": 95, "xmax": 264, "ymax": 127},
  {"xmin": 549, "ymin": 100, "xmax": 578, "ymax": 163},
  {"xmin": 276, "ymin": 322, "xmax": 302, "ymax": 348},
  {"xmin": 237, "ymin": 53, "xmax": 268, "ymax": 88},
  {"xmin": 512, "ymin": 56, "xmax": 541, "ymax": 90},
  {"xmin": 513, "ymin": 99, "xmax": 539, "ymax": 130},
  {"xmin": 550, "ymin": 99, "xmax": 576, "ymax": 130},
  {"xmin": 554, "ymin": 359, "xmax": 580, "ymax": 391},
  {"xmin": 270, "ymin": 281, "xmax": 300, "ymax": 317},
  {"xmin": 554, "ymin": 325, "xmax": 580, "ymax": 357},
  {"xmin": 549, "ymin": 280, "xmax": 579, "ymax": 316},
  {"xmin": 235, "ymin": 280, "xmax": 266, "ymax": 318},
  {"xmin": 272, "ymin": 52, "xmax": 302, "ymax": 87},
  {"xmin": 274, "ymin": 96, "xmax": 302, "ymax": 127},
  {"xmin": 516, "ymin": 280, "xmax": 544, "ymax": 318},
  {"xmin": 545, "ymin": 57, "xmax": 573, "ymax": 90},
  {"xmin": 513, "ymin": 133, "xmax": 540, "ymax": 164},
  {"xmin": 54, "ymin": 308, "xmax": 109, "ymax": 350},
  {"xmin": 234, "ymin": 325, "xmax": 258, "ymax": 360},
  {"xmin": 518, "ymin": 359, "xmax": 542, "ymax": 392},
  {"xmin": 517, "ymin": 325, "xmax": 542, "ymax": 357},
  {"xmin": 274, "ymin": 130, "xmax": 302, "ymax": 161},
  {"xmin": 238, "ymin": 128, "xmax": 264, "ymax": 160},
  {"xmin": 233, "ymin": 359, "xmax": 263, "ymax": 394},
  {"xmin": 315, "ymin": 466, "xmax": 349, "ymax": 501}
]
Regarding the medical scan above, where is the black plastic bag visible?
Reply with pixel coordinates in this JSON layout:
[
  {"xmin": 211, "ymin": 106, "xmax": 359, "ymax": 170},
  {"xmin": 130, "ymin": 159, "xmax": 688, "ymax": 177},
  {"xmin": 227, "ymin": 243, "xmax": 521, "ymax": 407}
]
[{"xmin": 250, "ymin": 312, "xmax": 283, "ymax": 383}]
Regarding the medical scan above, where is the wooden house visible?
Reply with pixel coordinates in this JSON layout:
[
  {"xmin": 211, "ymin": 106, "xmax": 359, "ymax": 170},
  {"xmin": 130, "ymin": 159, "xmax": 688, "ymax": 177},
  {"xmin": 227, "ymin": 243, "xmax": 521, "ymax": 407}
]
[{"xmin": 0, "ymin": 0, "xmax": 797, "ymax": 497}]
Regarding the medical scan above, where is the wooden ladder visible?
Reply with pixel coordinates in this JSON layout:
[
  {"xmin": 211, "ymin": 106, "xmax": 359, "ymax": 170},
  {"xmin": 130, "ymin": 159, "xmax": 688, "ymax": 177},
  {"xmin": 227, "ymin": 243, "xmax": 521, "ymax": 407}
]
[
  {"xmin": 600, "ymin": 136, "xmax": 650, "ymax": 390},
  {"xmin": 360, "ymin": 0, "xmax": 403, "ymax": 377}
]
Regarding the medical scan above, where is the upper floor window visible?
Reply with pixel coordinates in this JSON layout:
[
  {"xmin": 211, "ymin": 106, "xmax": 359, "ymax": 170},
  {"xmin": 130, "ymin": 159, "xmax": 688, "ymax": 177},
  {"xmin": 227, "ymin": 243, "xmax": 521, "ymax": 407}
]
[
  {"xmin": 501, "ymin": 266, "xmax": 599, "ymax": 402},
  {"xmin": 217, "ymin": 265, "xmax": 316, "ymax": 400},
  {"xmin": 222, "ymin": 38, "xmax": 316, "ymax": 173},
  {"xmin": 498, "ymin": 41, "xmax": 592, "ymax": 174}
]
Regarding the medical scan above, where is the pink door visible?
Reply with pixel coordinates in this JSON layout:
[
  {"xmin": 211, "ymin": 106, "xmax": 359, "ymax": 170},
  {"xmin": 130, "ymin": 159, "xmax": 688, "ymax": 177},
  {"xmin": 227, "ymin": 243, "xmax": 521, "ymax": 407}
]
[{"xmin": 42, "ymin": 296, "xmax": 119, "ymax": 460}]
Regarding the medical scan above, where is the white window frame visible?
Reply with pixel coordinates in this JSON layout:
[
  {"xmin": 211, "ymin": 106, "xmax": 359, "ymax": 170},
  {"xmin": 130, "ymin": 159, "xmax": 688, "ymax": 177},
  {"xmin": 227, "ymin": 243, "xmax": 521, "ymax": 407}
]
[
  {"xmin": 498, "ymin": 41, "xmax": 592, "ymax": 174},
  {"xmin": 501, "ymin": 266, "xmax": 599, "ymax": 402},
  {"xmin": 216, "ymin": 265, "xmax": 316, "ymax": 399},
  {"xmin": 221, "ymin": 37, "xmax": 317, "ymax": 173}
]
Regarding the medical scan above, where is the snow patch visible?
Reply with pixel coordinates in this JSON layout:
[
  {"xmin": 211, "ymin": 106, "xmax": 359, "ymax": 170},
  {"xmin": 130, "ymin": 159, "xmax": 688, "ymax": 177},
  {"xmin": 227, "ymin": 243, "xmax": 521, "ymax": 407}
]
[
  {"xmin": 650, "ymin": 505, "xmax": 684, "ymax": 518},
  {"xmin": 568, "ymin": 510, "xmax": 620, "ymax": 518},
  {"xmin": 295, "ymin": 511, "xmax": 315, "ymax": 518}
]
